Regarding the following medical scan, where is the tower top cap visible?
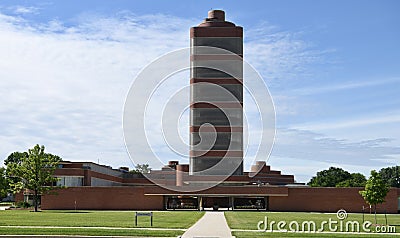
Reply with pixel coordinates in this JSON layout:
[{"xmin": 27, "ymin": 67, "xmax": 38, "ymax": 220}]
[
  {"xmin": 208, "ymin": 10, "xmax": 225, "ymax": 21},
  {"xmin": 197, "ymin": 9, "xmax": 236, "ymax": 27}
]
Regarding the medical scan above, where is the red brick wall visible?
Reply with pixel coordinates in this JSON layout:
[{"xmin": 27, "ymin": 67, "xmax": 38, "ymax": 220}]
[
  {"xmin": 269, "ymin": 187, "xmax": 399, "ymax": 213},
  {"xmin": 14, "ymin": 192, "xmax": 24, "ymax": 203},
  {"xmin": 41, "ymin": 187, "xmax": 163, "ymax": 210},
  {"xmin": 41, "ymin": 186, "xmax": 399, "ymax": 213}
]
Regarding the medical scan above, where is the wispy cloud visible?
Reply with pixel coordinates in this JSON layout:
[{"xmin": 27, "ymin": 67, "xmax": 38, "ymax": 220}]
[
  {"xmin": 289, "ymin": 77, "xmax": 400, "ymax": 96},
  {"xmin": 0, "ymin": 10, "xmax": 192, "ymax": 167},
  {"xmin": 244, "ymin": 23, "xmax": 329, "ymax": 83},
  {"xmin": 272, "ymin": 128, "xmax": 400, "ymax": 167},
  {"xmin": 293, "ymin": 113, "xmax": 400, "ymax": 131},
  {"xmin": 12, "ymin": 6, "xmax": 40, "ymax": 15}
]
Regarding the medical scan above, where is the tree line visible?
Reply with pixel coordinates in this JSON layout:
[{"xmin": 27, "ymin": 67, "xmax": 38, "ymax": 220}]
[
  {"xmin": 308, "ymin": 166, "xmax": 398, "ymax": 223},
  {"xmin": 307, "ymin": 166, "xmax": 400, "ymax": 188}
]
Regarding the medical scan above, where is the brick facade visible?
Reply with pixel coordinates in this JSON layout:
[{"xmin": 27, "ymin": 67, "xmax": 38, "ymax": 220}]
[
  {"xmin": 28, "ymin": 161, "xmax": 397, "ymax": 213},
  {"xmin": 41, "ymin": 187, "xmax": 163, "ymax": 210},
  {"xmin": 39, "ymin": 185, "xmax": 400, "ymax": 213},
  {"xmin": 269, "ymin": 187, "xmax": 399, "ymax": 213}
]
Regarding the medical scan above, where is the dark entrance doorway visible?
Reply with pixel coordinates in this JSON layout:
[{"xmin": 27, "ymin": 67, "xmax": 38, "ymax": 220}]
[
  {"xmin": 202, "ymin": 197, "xmax": 230, "ymax": 210},
  {"xmin": 166, "ymin": 196, "xmax": 198, "ymax": 210},
  {"xmin": 233, "ymin": 197, "xmax": 266, "ymax": 210}
]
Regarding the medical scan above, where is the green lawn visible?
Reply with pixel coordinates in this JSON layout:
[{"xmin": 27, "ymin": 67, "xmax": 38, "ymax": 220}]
[
  {"xmin": 225, "ymin": 211, "xmax": 400, "ymax": 237},
  {"xmin": 1, "ymin": 210, "xmax": 399, "ymax": 237},
  {"xmin": 0, "ymin": 227, "xmax": 182, "ymax": 237},
  {"xmin": 232, "ymin": 231, "xmax": 399, "ymax": 237},
  {"xmin": 0, "ymin": 210, "xmax": 204, "ymax": 236}
]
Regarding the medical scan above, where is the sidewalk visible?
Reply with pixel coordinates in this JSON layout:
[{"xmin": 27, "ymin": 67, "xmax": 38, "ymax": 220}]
[
  {"xmin": 0, "ymin": 206, "xmax": 10, "ymax": 210},
  {"xmin": 181, "ymin": 211, "xmax": 232, "ymax": 238}
]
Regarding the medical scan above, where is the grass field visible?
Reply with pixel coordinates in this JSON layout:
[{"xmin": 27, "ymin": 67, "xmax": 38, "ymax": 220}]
[
  {"xmin": 225, "ymin": 211, "xmax": 400, "ymax": 237},
  {"xmin": 1, "ymin": 210, "xmax": 399, "ymax": 237},
  {"xmin": 232, "ymin": 231, "xmax": 399, "ymax": 237},
  {"xmin": 0, "ymin": 210, "xmax": 204, "ymax": 236},
  {"xmin": 0, "ymin": 227, "xmax": 182, "ymax": 237}
]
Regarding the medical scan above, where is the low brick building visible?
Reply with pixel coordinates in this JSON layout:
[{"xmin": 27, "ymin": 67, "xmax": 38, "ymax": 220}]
[{"xmin": 33, "ymin": 161, "xmax": 400, "ymax": 213}]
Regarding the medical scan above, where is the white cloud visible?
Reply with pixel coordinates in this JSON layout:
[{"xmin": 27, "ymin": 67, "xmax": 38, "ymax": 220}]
[
  {"xmin": 12, "ymin": 6, "xmax": 39, "ymax": 15},
  {"xmin": 272, "ymin": 128, "xmax": 400, "ymax": 168},
  {"xmin": 244, "ymin": 25, "xmax": 327, "ymax": 83},
  {"xmin": 0, "ymin": 11, "xmax": 192, "ymax": 168},
  {"xmin": 288, "ymin": 77, "xmax": 400, "ymax": 96},
  {"xmin": 293, "ymin": 113, "xmax": 400, "ymax": 131}
]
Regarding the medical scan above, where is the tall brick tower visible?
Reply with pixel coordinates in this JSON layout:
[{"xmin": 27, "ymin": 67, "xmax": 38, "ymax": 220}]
[{"xmin": 190, "ymin": 10, "xmax": 243, "ymax": 175}]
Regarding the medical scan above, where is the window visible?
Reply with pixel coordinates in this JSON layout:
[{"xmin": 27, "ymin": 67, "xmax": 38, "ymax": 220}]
[
  {"xmin": 191, "ymin": 108, "xmax": 243, "ymax": 126},
  {"xmin": 191, "ymin": 132, "xmax": 242, "ymax": 150},
  {"xmin": 56, "ymin": 176, "xmax": 84, "ymax": 187},
  {"xmin": 192, "ymin": 84, "xmax": 242, "ymax": 102},
  {"xmin": 191, "ymin": 37, "xmax": 243, "ymax": 55},
  {"xmin": 191, "ymin": 60, "xmax": 242, "ymax": 79}
]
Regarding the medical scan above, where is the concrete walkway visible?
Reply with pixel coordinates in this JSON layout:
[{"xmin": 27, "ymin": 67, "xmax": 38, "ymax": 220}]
[{"xmin": 182, "ymin": 211, "xmax": 232, "ymax": 238}]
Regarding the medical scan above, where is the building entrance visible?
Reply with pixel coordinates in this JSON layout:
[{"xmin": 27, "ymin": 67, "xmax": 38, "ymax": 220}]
[
  {"xmin": 164, "ymin": 195, "xmax": 268, "ymax": 211},
  {"xmin": 165, "ymin": 196, "xmax": 198, "ymax": 210}
]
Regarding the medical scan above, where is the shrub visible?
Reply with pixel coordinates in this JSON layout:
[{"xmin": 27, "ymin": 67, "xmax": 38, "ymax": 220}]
[{"xmin": 16, "ymin": 201, "xmax": 31, "ymax": 208}]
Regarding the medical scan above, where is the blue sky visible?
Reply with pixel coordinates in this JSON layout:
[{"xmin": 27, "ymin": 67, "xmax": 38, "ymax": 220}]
[{"xmin": 0, "ymin": 0, "xmax": 399, "ymax": 182}]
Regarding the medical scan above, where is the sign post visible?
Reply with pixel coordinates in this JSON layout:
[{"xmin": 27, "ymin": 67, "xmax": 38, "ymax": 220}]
[{"xmin": 135, "ymin": 212, "xmax": 153, "ymax": 226}]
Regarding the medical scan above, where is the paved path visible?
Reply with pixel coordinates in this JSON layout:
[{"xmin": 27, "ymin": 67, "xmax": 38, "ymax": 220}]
[{"xmin": 181, "ymin": 211, "xmax": 232, "ymax": 238}]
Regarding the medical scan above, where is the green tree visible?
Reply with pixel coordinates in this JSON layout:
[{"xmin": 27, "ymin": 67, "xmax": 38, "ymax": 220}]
[
  {"xmin": 359, "ymin": 170, "xmax": 389, "ymax": 223},
  {"xmin": 130, "ymin": 164, "xmax": 151, "ymax": 174},
  {"xmin": 7, "ymin": 144, "xmax": 61, "ymax": 212},
  {"xmin": 6, "ymin": 151, "xmax": 62, "ymax": 185},
  {"xmin": 336, "ymin": 173, "xmax": 367, "ymax": 187},
  {"xmin": 308, "ymin": 167, "xmax": 351, "ymax": 187},
  {"xmin": 379, "ymin": 166, "xmax": 400, "ymax": 188},
  {"xmin": 0, "ymin": 167, "xmax": 9, "ymax": 200},
  {"xmin": 5, "ymin": 151, "xmax": 61, "ymax": 166},
  {"xmin": 4, "ymin": 151, "xmax": 28, "ymax": 166}
]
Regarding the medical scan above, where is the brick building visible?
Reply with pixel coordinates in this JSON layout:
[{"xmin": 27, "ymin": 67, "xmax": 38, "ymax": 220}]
[{"xmin": 37, "ymin": 160, "xmax": 399, "ymax": 213}]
